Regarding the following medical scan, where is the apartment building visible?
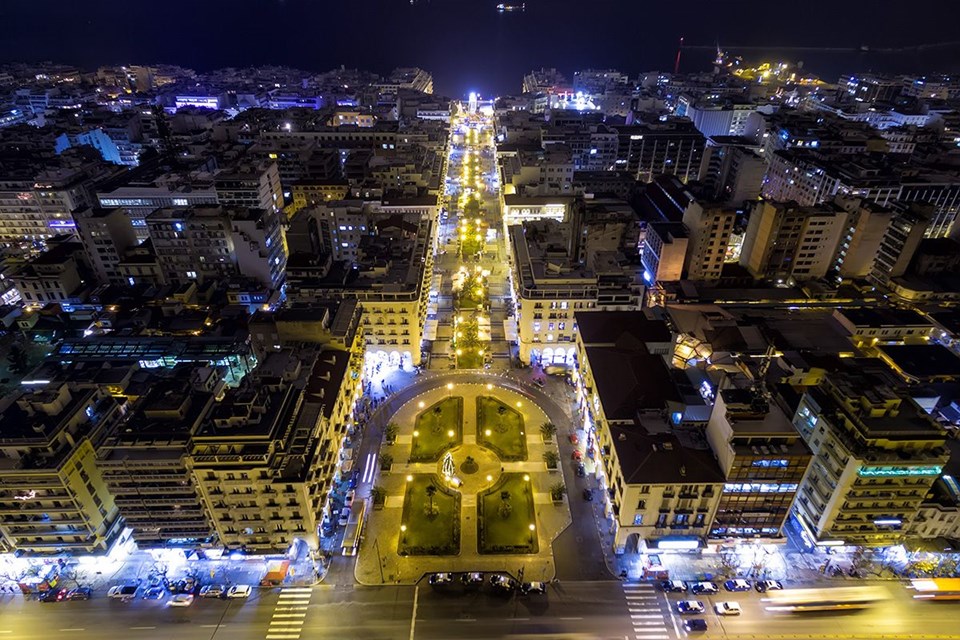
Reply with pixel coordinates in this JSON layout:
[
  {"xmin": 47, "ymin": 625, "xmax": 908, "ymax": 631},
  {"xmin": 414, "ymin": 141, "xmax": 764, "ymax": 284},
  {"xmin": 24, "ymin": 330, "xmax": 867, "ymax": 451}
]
[
  {"xmin": 0, "ymin": 383, "xmax": 124, "ymax": 555},
  {"xmin": 509, "ymin": 221, "xmax": 642, "ymax": 365},
  {"xmin": 739, "ymin": 200, "xmax": 849, "ymax": 282},
  {"xmin": 791, "ymin": 369, "xmax": 950, "ymax": 546},
  {"xmin": 189, "ymin": 348, "xmax": 358, "ymax": 553},
  {"xmin": 72, "ymin": 207, "xmax": 140, "ymax": 285},
  {"xmin": 832, "ymin": 308, "xmax": 936, "ymax": 348},
  {"xmin": 681, "ymin": 199, "xmax": 737, "ymax": 281},
  {"xmin": 706, "ymin": 388, "xmax": 813, "ymax": 539},
  {"xmin": 97, "ymin": 175, "xmax": 218, "ymax": 242},
  {"xmin": 0, "ymin": 158, "xmax": 113, "ymax": 252},
  {"xmin": 286, "ymin": 215, "xmax": 433, "ymax": 368},
  {"xmin": 214, "ymin": 160, "xmax": 283, "ymax": 213},
  {"xmin": 615, "ymin": 119, "xmax": 706, "ymax": 184},
  {"xmin": 147, "ymin": 204, "xmax": 286, "ymax": 289},
  {"xmin": 96, "ymin": 374, "xmax": 216, "ymax": 546},
  {"xmin": 573, "ymin": 311, "xmax": 724, "ymax": 553},
  {"xmin": 10, "ymin": 240, "xmax": 89, "ymax": 306},
  {"xmin": 641, "ymin": 222, "xmax": 689, "ymax": 285}
]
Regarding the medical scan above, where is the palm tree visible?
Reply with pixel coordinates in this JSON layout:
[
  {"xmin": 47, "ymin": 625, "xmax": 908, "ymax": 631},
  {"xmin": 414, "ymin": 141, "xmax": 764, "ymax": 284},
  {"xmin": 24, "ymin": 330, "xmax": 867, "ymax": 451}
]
[
  {"xmin": 379, "ymin": 452, "xmax": 393, "ymax": 471},
  {"xmin": 385, "ymin": 422, "xmax": 399, "ymax": 444},
  {"xmin": 498, "ymin": 490, "xmax": 512, "ymax": 518},
  {"xmin": 425, "ymin": 485, "xmax": 438, "ymax": 517},
  {"xmin": 539, "ymin": 422, "xmax": 557, "ymax": 440},
  {"xmin": 550, "ymin": 483, "xmax": 565, "ymax": 501},
  {"xmin": 542, "ymin": 450, "xmax": 559, "ymax": 469},
  {"xmin": 371, "ymin": 485, "xmax": 387, "ymax": 507}
]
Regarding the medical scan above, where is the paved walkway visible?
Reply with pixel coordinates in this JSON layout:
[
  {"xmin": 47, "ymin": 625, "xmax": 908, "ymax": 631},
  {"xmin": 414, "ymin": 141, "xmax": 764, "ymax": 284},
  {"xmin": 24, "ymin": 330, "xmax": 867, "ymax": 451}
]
[{"xmin": 353, "ymin": 373, "xmax": 578, "ymax": 586}]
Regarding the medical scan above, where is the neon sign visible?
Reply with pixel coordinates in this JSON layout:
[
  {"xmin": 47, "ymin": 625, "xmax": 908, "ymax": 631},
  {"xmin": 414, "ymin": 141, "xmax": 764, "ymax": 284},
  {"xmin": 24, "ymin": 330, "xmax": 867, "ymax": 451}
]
[{"xmin": 858, "ymin": 465, "xmax": 942, "ymax": 477}]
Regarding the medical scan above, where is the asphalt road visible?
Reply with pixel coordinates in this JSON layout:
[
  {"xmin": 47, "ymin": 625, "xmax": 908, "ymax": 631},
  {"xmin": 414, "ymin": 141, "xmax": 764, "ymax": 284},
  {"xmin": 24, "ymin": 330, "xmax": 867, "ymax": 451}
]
[{"xmin": 10, "ymin": 578, "xmax": 960, "ymax": 640}]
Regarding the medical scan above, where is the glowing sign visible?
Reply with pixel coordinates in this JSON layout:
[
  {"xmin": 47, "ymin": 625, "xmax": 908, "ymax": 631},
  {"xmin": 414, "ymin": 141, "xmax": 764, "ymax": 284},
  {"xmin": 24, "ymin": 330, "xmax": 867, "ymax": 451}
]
[
  {"xmin": 48, "ymin": 220, "xmax": 76, "ymax": 229},
  {"xmin": 858, "ymin": 465, "xmax": 942, "ymax": 477}
]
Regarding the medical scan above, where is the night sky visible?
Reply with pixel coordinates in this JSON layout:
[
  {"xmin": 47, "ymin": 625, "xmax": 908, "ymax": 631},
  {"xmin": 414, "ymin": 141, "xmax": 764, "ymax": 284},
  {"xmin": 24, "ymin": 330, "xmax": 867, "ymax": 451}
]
[{"xmin": 3, "ymin": 0, "xmax": 960, "ymax": 96}]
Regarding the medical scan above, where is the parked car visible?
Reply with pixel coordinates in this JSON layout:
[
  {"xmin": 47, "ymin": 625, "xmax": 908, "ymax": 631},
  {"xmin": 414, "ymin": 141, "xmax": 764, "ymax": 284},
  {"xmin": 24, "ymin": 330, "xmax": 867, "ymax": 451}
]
[
  {"xmin": 168, "ymin": 594, "xmax": 194, "ymax": 607},
  {"xmin": 227, "ymin": 585, "xmax": 252, "ymax": 599},
  {"xmin": 755, "ymin": 580, "xmax": 784, "ymax": 593},
  {"xmin": 532, "ymin": 378, "xmax": 545, "ymax": 388},
  {"xmin": 199, "ymin": 584, "xmax": 225, "ymax": 598},
  {"xmin": 428, "ymin": 573, "xmax": 453, "ymax": 586},
  {"xmin": 724, "ymin": 579, "xmax": 751, "ymax": 592},
  {"xmin": 40, "ymin": 588, "xmax": 67, "ymax": 603},
  {"xmin": 715, "ymin": 601, "xmax": 742, "ymax": 616},
  {"xmin": 338, "ymin": 508, "xmax": 351, "ymax": 527},
  {"xmin": 461, "ymin": 572, "xmax": 483, "ymax": 586},
  {"xmin": 684, "ymin": 619, "xmax": 708, "ymax": 632},
  {"xmin": 575, "ymin": 462, "xmax": 585, "ymax": 477},
  {"xmin": 571, "ymin": 450, "xmax": 582, "ymax": 461},
  {"xmin": 344, "ymin": 490, "xmax": 356, "ymax": 507},
  {"xmin": 568, "ymin": 433, "xmax": 579, "ymax": 445},
  {"xmin": 66, "ymin": 588, "xmax": 91, "ymax": 601},
  {"xmin": 143, "ymin": 586, "xmax": 166, "ymax": 600},
  {"xmin": 660, "ymin": 580, "xmax": 687, "ymax": 593},
  {"xmin": 489, "ymin": 574, "xmax": 517, "ymax": 593},
  {"xmin": 519, "ymin": 581, "xmax": 546, "ymax": 595},
  {"xmin": 108, "ymin": 585, "xmax": 138, "ymax": 601},
  {"xmin": 690, "ymin": 581, "xmax": 718, "ymax": 595},
  {"xmin": 677, "ymin": 600, "xmax": 705, "ymax": 614}
]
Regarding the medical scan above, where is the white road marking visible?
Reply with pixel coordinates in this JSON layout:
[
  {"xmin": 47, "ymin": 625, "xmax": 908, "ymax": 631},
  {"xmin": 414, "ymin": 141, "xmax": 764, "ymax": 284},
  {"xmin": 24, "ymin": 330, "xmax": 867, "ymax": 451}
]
[
  {"xmin": 633, "ymin": 635, "xmax": 669, "ymax": 639},
  {"xmin": 271, "ymin": 613, "xmax": 307, "ymax": 618},
  {"xmin": 265, "ymin": 636, "xmax": 302, "ymax": 640},
  {"xmin": 630, "ymin": 614, "xmax": 663, "ymax": 619},
  {"xmin": 274, "ymin": 606, "xmax": 310, "ymax": 611},
  {"xmin": 59, "ymin": 630, "xmax": 85, "ymax": 633},
  {"xmin": 409, "ymin": 585, "xmax": 419, "ymax": 640},
  {"xmin": 559, "ymin": 617, "xmax": 583, "ymax": 620},
  {"xmin": 281, "ymin": 587, "xmax": 312, "ymax": 593}
]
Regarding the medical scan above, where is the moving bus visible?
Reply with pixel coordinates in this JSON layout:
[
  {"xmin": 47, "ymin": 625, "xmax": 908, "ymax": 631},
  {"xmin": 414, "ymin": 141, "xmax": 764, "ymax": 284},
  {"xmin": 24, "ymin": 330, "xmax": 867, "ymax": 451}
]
[
  {"xmin": 341, "ymin": 498, "xmax": 367, "ymax": 557},
  {"xmin": 763, "ymin": 586, "xmax": 888, "ymax": 612},
  {"xmin": 909, "ymin": 578, "xmax": 960, "ymax": 600}
]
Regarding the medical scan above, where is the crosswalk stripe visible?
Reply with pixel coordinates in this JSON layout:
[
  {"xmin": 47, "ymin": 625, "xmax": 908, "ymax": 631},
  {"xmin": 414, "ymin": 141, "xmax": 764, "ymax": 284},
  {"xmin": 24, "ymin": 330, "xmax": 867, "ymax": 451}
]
[
  {"xmin": 625, "ymin": 595, "xmax": 658, "ymax": 599},
  {"xmin": 271, "ymin": 613, "xmax": 307, "ymax": 618},
  {"xmin": 630, "ymin": 614, "xmax": 664, "ymax": 619},
  {"xmin": 623, "ymin": 583, "xmax": 653, "ymax": 589},
  {"xmin": 281, "ymin": 587, "xmax": 312, "ymax": 593},
  {"xmin": 633, "ymin": 621, "xmax": 668, "ymax": 626},
  {"xmin": 265, "ymin": 635, "xmax": 301, "ymax": 640},
  {"xmin": 269, "ymin": 621, "xmax": 305, "ymax": 626},
  {"xmin": 274, "ymin": 606, "xmax": 309, "ymax": 611},
  {"xmin": 627, "ymin": 607, "xmax": 662, "ymax": 612},
  {"xmin": 278, "ymin": 594, "xmax": 312, "ymax": 599},
  {"xmin": 633, "ymin": 635, "xmax": 669, "ymax": 639}
]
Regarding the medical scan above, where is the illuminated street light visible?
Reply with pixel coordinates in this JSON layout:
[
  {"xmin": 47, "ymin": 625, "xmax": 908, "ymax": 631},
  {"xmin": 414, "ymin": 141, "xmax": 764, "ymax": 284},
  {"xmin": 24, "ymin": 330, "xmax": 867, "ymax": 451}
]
[
  {"xmin": 523, "ymin": 474, "xmax": 530, "ymax": 482},
  {"xmin": 406, "ymin": 475, "xmax": 413, "ymax": 482},
  {"xmin": 413, "ymin": 430, "xmax": 419, "ymax": 437},
  {"xmin": 447, "ymin": 430, "xmax": 455, "ymax": 437}
]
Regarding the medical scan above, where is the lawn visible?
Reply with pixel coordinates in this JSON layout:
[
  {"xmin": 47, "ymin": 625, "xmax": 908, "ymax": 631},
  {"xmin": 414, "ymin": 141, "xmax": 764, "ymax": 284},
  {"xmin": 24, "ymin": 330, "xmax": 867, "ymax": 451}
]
[
  {"xmin": 477, "ymin": 474, "xmax": 538, "ymax": 555},
  {"xmin": 410, "ymin": 397, "xmax": 463, "ymax": 463},
  {"xmin": 456, "ymin": 349, "xmax": 485, "ymax": 370},
  {"xmin": 398, "ymin": 475, "xmax": 460, "ymax": 556},
  {"xmin": 476, "ymin": 396, "xmax": 527, "ymax": 461}
]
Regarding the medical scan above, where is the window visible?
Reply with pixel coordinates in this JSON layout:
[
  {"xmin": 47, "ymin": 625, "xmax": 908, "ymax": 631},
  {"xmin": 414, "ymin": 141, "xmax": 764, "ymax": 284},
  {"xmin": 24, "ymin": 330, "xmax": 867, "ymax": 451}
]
[
  {"xmin": 637, "ymin": 499, "xmax": 646, "ymax": 510},
  {"xmin": 186, "ymin": 271, "xmax": 197, "ymax": 279},
  {"xmin": 633, "ymin": 514, "xmax": 644, "ymax": 525}
]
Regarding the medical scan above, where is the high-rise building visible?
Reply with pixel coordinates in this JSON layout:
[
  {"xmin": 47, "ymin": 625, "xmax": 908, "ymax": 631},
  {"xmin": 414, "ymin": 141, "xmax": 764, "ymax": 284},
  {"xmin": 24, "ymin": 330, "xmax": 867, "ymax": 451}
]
[
  {"xmin": 0, "ymin": 383, "xmax": 124, "ymax": 555},
  {"xmin": 706, "ymin": 388, "xmax": 812, "ymax": 539},
  {"xmin": 739, "ymin": 200, "xmax": 850, "ymax": 281},
  {"xmin": 72, "ymin": 207, "xmax": 140, "ymax": 285},
  {"xmin": 791, "ymin": 369, "xmax": 950, "ymax": 546},
  {"xmin": 615, "ymin": 119, "xmax": 706, "ymax": 184},
  {"xmin": 681, "ymin": 199, "xmax": 737, "ymax": 281}
]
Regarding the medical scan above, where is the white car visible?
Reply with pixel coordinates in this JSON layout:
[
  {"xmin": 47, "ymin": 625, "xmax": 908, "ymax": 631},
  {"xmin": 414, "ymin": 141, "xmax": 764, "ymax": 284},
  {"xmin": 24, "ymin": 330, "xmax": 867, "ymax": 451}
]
[
  {"xmin": 715, "ymin": 601, "xmax": 742, "ymax": 616},
  {"xmin": 168, "ymin": 594, "xmax": 194, "ymax": 607},
  {"xmin": 344, "ymin": 490, "xmax": 356, "ymax": 507},
  {"xmin": 227, "ymin": 585, "xmax": 252, "ymax": 599}
]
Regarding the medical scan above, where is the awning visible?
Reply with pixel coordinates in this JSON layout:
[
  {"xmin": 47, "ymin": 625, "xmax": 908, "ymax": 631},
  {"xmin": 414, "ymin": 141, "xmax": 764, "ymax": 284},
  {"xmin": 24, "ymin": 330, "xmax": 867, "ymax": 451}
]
[
  {"xmin": 503, "ymin": 319, "xmax": 518, "ymax": 342},
  {"xmin": 423, "ymin": 319, "xmax": 439, "ymax": 341}
]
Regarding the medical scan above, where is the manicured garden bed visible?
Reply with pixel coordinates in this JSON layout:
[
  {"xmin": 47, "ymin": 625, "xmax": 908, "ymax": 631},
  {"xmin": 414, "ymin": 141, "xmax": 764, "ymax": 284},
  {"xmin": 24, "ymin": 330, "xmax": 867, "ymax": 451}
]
[
  {"xmin": 476, "ymin": 396, "xmax": 527, "ymax": 461},
  {"xmin": 410, "ymin": 397, "xmax": 463, "ymax": 463},
  {"xmin": 477, "ymin": 473, "xmax": 538, "ymax": 554},
  {"xmin": 398, "ymin": 475, "xmax": 460, "ymax": 556}
]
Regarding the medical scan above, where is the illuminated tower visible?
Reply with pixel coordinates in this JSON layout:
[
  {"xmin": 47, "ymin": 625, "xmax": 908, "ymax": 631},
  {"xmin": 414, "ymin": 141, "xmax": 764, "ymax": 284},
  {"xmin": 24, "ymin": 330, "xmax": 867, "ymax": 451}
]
[{"xmin": 468, "ymin": 91, "xmax": 478, "ymax": 114}]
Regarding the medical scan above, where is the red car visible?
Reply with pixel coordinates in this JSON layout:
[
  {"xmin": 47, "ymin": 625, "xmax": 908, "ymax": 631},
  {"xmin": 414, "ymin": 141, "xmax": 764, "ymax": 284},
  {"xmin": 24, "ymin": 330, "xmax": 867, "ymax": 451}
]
[
  {"xmin": 572, "ymin": 449, "xmax": 583, "ymax": 461},
  {"xmin": 568, "ymin": 433, "xmax": 579, "ymax": 445}
]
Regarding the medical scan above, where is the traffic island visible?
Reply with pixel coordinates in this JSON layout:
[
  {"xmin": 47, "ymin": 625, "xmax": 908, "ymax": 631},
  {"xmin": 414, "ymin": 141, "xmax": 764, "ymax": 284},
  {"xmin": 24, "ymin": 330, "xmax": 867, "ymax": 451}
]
[
  {"xmin": 476, "ymin": 396, "xmax": 527, "ymax": 461},
  {"xmin": 398, "ymin": 475, "xmax": 461, "ymax": 556},
  {"xmin": 478, "ymin": 473, "xmax": 539, "ymax": 554},
  {"xmin": 410, "ymin": 397, "xmax": 463, "ymax": 463}
]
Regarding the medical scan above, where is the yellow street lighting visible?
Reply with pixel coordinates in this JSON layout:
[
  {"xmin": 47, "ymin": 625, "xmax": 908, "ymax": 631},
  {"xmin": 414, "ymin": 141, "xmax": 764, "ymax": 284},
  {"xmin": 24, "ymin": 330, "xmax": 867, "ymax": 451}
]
[
  {"xmin": 485, "ymin": 429, "xmax": 492, "ymax": 436},
  {"xmin": 486, "ymin": 475, "xmax": 493, "ymax": 481},
  {"xmin": 486, "ymin": 383, "xmax": 493, "ymax": 390},
  {"xmin": 447, "ymin": 382, "xmax": 454, "ymax": 390},
  {"xmin": 413, "ymin": 430, "xmax": 419, "ymax": 437},
  {"xmin": 516, "ymin": 401, "xmax": 522, "ymax": 407},
  {"xmin": 447, "ymin": 430, "xmax": 455, "ymax": 437},
  {"xmin": 524, "ymin": 474, "xmax": 530, "ymax": 481},
  {"xmin": 400, "ymin": 525, "xmax": 407, "ymax": 532},
  {"xmin": 406, "ymin": 475, "xmax": 413, "ymax": 482},
  {"xmin": 418, "ymin": 401, "xmax": 425, "ymax": 408},
  {"xmin": 529, "ymin": 524, "xmax": 536, "ymax": 531},
  {"xmin": 456, "ymin": 349, "xmax": 463, "ymax": 356}
]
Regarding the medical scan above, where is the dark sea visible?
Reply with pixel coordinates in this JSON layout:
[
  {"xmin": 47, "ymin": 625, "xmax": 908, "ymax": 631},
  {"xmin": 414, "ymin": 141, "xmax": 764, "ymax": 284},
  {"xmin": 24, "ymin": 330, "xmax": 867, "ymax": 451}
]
[{"xmin": 3, "ymin": 0, "xmax": 960, "ymax": 97}]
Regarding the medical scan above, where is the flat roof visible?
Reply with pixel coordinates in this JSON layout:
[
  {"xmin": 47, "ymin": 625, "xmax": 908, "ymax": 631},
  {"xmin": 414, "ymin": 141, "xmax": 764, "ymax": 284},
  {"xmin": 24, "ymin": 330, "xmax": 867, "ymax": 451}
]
[
  {"xmin": 880, "ymin": 344, "xmax": 960, "ymax": 380},
  {"xmin": 576, "ymin": 310, "xmax": 672, "ymax": 346},
  {"xmin": 610, "ymin": 424, "xmax": 726, "ymax": 485},
  {"xmin": 586, "ymin": 347, "xmax": 679, "ymax": 420}
]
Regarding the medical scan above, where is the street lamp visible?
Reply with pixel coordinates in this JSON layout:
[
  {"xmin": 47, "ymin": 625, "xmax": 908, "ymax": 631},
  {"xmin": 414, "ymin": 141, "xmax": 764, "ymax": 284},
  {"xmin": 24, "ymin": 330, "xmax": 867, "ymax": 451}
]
[
  {"xmin": 406, "ymin": 475, "xmax": 413, "ymax": 482},
  {"xmin": 528, "ymin": 523, "xmax": 535, "ymax": 544},
  {"xmin": 523, "ymin": 474, "xmax": 530, "ymax": 482},
  {"xmin": 400, "ymin": 525, "xmax": 407, "ymax": 544}
]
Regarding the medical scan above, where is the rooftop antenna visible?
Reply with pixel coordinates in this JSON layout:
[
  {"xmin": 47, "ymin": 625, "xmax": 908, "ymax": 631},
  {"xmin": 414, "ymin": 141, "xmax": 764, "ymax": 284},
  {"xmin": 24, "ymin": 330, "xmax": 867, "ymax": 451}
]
[{"xmin": 674, "ymin": 36, "xmax": 684, "ymax": 75}]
